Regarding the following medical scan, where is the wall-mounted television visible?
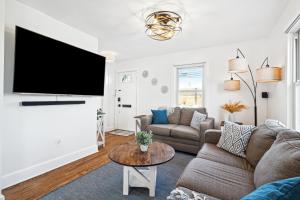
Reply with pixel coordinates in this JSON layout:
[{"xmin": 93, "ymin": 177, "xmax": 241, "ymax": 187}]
[{"xmin": 13, "ymin": 26, "xmax": 106, "ymax": 96}]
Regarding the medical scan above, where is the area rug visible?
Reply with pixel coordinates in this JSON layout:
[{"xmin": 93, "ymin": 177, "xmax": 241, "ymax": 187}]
[
  {"xmin": 109, "ymin": 129, "xmax": 135, "ymax": 136},
  {"xmin": 41, "ymin": 152, "xmax": 194, "ymax": 200}
]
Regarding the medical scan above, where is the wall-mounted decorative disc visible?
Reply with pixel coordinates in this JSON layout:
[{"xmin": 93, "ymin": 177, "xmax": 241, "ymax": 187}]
[
  {"xmin": 161, "ymin": 85, "xmax": 169, "ymax": 94},
  {"xmin": 142, "ymin": 70, "xmax": 149, "ymax": 78},
  {"xmin": 151, "ymin": 78, "xmax": 158, "ymax": 85}
]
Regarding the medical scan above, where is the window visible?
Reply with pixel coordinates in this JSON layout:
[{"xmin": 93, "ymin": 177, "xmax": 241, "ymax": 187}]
[
  {"xmin": 176, "ymin": 65, "xmax": 204, "ymax": 107},
  {"xmin": 294, "ymin": 30, "xmax": 300, "ymax": 130},
  {"xmin": 297, "ymin": 31, "xmax": 300, "ymax": 82}
]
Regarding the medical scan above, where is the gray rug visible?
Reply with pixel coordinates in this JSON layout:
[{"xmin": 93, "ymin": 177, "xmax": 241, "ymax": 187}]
[{"xmin": 41, "ymin": 152, "xmax": 194, "ymax": 200}]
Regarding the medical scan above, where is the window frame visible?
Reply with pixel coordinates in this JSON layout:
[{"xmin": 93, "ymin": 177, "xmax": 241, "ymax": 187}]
[
  {"xmin": 175, "ymin": 63, "xmax": 205, "ymax": 107},
  {"xmin": 292, "ymin": 29, "xmax": 300, "ymax": 130}
]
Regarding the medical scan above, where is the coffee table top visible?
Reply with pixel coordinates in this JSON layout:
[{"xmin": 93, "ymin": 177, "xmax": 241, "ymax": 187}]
[{"xmin": 108, "ymin": 142, "xmax": 175, "ymax": 167}]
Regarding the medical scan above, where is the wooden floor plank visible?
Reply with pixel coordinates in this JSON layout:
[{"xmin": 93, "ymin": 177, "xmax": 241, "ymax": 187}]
[{"xmin": 2, "ymin": 133, "xmax": 134, "ymax": 200}]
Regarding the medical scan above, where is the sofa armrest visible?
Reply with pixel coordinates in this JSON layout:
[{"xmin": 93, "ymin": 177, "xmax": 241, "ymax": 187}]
[
  {"xmin": 204, "ymin": 129, "xmax": 222, "ymax": 144},
  {"xmin": 200, "ymin": 117, "xmax": 215, "ymax": 134},
  {"xmin": 140, "ymin": 115, "xmax": 152, "ymax": 131}
]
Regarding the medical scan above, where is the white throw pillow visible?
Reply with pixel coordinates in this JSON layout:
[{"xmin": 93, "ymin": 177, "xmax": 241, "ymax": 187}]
[
  {"xmin": 264, "ymin": 119, "xmax": 286, "ymax": 128},
  {"xmin": 190, "ymin": 111, "xmax": 207, "ymax": 131},
  {"xmin": 217, "ymin": 121, "xmax": 255, "ymax": 157}
]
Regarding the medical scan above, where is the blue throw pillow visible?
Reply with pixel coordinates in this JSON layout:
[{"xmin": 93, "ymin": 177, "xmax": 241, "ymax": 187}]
[
  {"xmin": 151, "ymin": 109, "xmax": 168, "ymax": 124},
  {"xmin": 242, "ymin": 177, "xmax": 300, "ymax": 200}
]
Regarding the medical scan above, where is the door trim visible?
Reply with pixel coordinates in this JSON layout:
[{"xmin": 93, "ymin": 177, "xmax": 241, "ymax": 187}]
[{"xmin": 114, "ymin": 69, "xmax": 138, "ymax": 130}]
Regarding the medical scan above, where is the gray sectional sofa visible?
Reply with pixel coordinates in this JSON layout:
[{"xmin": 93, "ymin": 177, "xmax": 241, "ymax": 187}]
[
  {"xmin": 140, "ymin": 107, "xmax": 215, "ymax": 154},
  {"xmin": 175, "ymin": 125, "xmax": 300, "ymax": 199}
]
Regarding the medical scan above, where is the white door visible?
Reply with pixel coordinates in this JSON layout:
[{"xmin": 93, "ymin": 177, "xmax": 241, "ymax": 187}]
[{"xmin": 115, "ymin": 70, "xmax": 137, "ymax": 131}]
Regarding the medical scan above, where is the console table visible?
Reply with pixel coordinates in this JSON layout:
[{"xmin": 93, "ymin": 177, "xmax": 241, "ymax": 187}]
[
  {"xmin": 97, "ymin": 109, "xmax": 106, "ymax": 147},
  {"xmin": 134, "ymin": 115, "xmax": 146, "ymax": 134}
]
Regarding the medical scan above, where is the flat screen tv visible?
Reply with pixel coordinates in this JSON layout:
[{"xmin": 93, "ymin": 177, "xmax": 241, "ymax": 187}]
[{"xmin": 13, "ymin": 26, "xmax": 106, "ymax": 96}]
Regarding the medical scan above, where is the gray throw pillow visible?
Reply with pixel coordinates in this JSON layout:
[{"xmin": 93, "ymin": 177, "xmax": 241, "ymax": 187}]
[
  {"xmin": 217, "ymin": 121, "xmax": 255, "ymax": 157},
  {"xmin": 190, "ymin": 111, "xmax": 207, "ymax": 130}
]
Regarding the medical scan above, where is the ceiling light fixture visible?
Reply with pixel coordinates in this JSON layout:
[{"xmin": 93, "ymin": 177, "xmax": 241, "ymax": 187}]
[
  {"xmin": 145, "ymin": 11, "xmax": 182, "ymax": 41},
  {"xmin": 100, "ymin": 51, "xmax": 117, "ymax": 63}
]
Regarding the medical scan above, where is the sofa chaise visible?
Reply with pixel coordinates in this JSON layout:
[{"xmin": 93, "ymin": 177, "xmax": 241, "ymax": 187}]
[{"xmin": 175, "ymin": 124, "xmax": 300, "ymax": 199}]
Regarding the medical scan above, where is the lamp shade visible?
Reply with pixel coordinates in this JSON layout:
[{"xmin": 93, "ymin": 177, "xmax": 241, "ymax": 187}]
[
  {"xmin": 224, "ymin": 79, "xmax": 240, "ymax": 91},
  {"xmin": 256, "ymin": 67, "xmax": 282, "ymax": 83},
  {"xmin": 228, "ymin": 58, "xmax": 248, "ymax": 73}
]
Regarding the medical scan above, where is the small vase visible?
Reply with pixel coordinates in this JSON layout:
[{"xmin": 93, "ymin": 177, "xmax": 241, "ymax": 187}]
[
  {"xmin": 228, "ymin": 112, "xmax": 236, "ymax": 122},
  {"xmin": 140, "ymin": 145, "xmax": 148, "ymax": 152}
]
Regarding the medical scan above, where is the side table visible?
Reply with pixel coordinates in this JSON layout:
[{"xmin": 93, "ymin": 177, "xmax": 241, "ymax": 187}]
[{"xmin": 97, "ymin": 109, "xmax": 106, "ymax": 147}]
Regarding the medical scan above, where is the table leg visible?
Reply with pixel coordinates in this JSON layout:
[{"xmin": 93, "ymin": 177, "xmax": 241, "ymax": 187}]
[
  {"xmin": 149, "ymin": 166, "xmax": 157, "ymax": 197},
  {"xmin": 123, "ymin": 166, "xmax": 157, "ymax": 197},
  {"xmin": 123, "ymin": 166, "xmax": 129, "ymax": 195}
]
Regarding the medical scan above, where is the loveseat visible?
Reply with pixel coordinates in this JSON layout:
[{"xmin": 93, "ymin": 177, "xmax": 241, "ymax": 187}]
[
  {"xmin": 175, "ymin": 124, "xmax": 300, "ymax": 199},
  {"xmin": 140, "ymin": 107, "xmax": 215, "ymax": 154}
]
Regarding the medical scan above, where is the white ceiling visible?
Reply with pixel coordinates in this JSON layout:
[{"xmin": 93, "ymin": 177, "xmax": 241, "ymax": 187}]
[{"xmin": 17, "ymin": 0, "xmax": 289, "ymax": 60}]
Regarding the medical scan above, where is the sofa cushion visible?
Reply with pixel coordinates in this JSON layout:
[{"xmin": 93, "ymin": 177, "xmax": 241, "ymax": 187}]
[
  {"xmin": 254, "ymin": 130, "xmax": 300, "ymax": 187},
  {"xmin": 148, "ymin": 124, "xmax": 178, "ymax": 137},
  {"xmin": 217, "ymin": 121, "xmax": 255, "ymax": 157},
  {"xmin": 153, "ymin": 134, "xmax": 200, "ymax": 146},
  {"xmin": 179, "ymin": 108, "xmax": 207, "ymax": 126},
  {"xmin": 176, "ymin": 158, "xmax": 255, "ymax": 200},
  {"xmin": 197, "ymin": 143, "xmax": 253, "ymax": 171},
  {"xmin": 171, "ymin": 125, "xmax": 200, "ymax": 141},
  {"xmin": 168, "ymin": 107, "xmax": 181, "ymax": 124},
  {"xmin": 245, "ymin": 124, "xmax": 284, "ymax": 167},
  {"xmin": 242, "ymin": 177, "xmax": 300, "ymax": 200}
]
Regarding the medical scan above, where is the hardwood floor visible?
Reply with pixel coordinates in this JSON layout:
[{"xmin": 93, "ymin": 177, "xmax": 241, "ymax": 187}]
[{"xmin": 2, "ymin": 133, "xmax": 135, "ymax": 200}]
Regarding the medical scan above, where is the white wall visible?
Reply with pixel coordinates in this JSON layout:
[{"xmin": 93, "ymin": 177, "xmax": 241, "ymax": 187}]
[
  {"xmin": 116, "ymin": 39, "xmax": 269, "ymax": 126},
  {"xmin": 2, "ymin": 0, "xmax": 101, "ymax": 188},
  {"xmin": 266, "ymin": 0, "xmax": 300, "ymax": 126},
  {"xmin": 0, "ymin": 0, "xmax": 5, "ymax": 198},
  {"xmin": 102, "ymin": 62, "xmax": 116, "ymax": 131}
]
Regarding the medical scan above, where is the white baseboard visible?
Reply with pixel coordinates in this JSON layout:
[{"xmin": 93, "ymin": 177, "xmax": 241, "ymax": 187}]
[
  {"xmin": 0, "ymin": 194, "xmax": 5, "ymax": 200},
  {"xmin": 105, "ymin": 126, "xmax": 115, "ymax": 132},
  {"xmin": 2, "ymin": 145, "xmax": 98, "ymax": 189}
]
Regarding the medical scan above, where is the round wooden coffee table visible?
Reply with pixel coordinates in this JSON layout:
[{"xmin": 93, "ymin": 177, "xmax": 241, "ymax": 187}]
[{"xmin": 109, "ymin": 142, "xmax": 175, "ymax": 197}]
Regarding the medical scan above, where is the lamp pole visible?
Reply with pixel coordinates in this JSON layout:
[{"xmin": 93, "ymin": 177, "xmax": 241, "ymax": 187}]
[{"xmin": 233, "ymin": 49, "xmax": 258, "ymax": 126}]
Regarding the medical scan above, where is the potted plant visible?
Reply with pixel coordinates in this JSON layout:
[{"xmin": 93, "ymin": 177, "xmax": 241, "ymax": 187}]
[
  {"xmin": 221, "ymin": 101, "xmax": 247, "ymax": 122},
  {"xmin": 136, "ymin": 131, "xmax": 153, "ymax": 152}
]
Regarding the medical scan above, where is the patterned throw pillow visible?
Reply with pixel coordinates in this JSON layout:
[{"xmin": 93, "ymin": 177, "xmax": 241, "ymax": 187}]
[
  {"xmin": 217, "ymin": 121, "xmax": 255, "ymax": 157},
  {"xmin": 167, "ymin": 188, "xmax": 211, "ymax": 200},
  {"xmin": 190, "ymin": 111, "xmax": 207, "ymax": 130}
]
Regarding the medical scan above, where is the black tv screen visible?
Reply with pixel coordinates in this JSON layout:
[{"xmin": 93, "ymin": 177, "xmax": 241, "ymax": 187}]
[{"xmin": 13, "ymin": 26, "xmax": 106, "ymax": 96}]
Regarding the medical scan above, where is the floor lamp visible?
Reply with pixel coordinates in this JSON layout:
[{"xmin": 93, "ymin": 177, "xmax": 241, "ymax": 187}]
[{"xmin": 224, "ymin": 48, "xmax": 282, "ymax": 126}]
